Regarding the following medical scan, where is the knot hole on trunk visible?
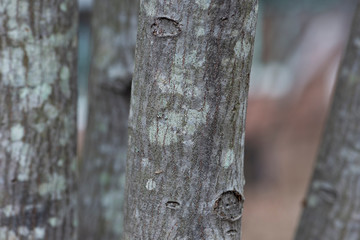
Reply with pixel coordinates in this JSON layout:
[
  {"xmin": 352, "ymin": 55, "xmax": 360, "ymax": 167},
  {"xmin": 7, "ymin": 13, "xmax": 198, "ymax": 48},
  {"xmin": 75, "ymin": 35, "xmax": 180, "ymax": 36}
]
[
  {"xmin": 151, "ymin": 17, "xmax": 181, "ymax": 38},
  {"xmin": 214, "ymin": 190, "xmax": 244, "ymax": 221}
]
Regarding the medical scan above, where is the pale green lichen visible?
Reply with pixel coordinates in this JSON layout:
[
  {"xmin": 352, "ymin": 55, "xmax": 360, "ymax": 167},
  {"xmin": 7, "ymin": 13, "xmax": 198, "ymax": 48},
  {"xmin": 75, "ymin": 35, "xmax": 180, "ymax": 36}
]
[
  {"xmin": 33, "ymin": 123, "xmax": 46, "ymax": 134},
  {"xmin": 38, "ymin": 173, "xmax": 66, "ymax": 200},
  {"xmin": 307, "ymin": 194, "xmax": 318, "ymax": 207},
  {"xmin": 1, "ymin": 47, "xmax": 26, "ymax": 87},
  {"xmin": 60, "ymin": 2, "xmax": 67, "ymax": 12},
  {"xmin": 157, "ymin": 48, "xmax": 203, "ymax": 96},
  {"xmin": 25, "ymin": 44, "xmax": 59, "ymax": 86},
  {"xmin": 44, "ymin": 103, "xmax": 59, "ymax": 120},
  {"xmin": 146, "ymin": 179, "xmax": 156, "ymax": 190},
  {"xmin": 48, "ymin": 217, "xmax": 61, "ymax": 227},
  {"xmin": 60, "ymin": 66, "xmax": 71, "ymax": 98},
  {"xmin": 141, "ymin": 158, "xmax": 149, "ymax": 167},
  {"xmin": 34, "ymin": 227, "xmax": 45, "ymax": 239},
  {"xmin": 149, "ymin": 111, "xmax": 183, "ymax": 145},
  {"xmin": 149, "ymin": 104, "xmax": 209, "ymax": 145},
  {"xmin": 0, "ymin": 227, "xmax": 7, "ymax": 240},
  {"xmin": 57, "ymin": 158, "xmax": 64, "ymax": 167},
  {"xmin": 0, "ymin": 228, "xmax": 17, "ymax": 240},
  {"xmin": 19, "ymin": 84, "xmax": 52, "ymax": 111},
  {"xmin": 196, "ymin": 27, "xmax": 206, "ymax": 37},
  {"xmin": 234, "ymin": 39, "xmax": 252, "ymax": 59},
  {"xmin": 18, "ymin": 226, "xmax": 30, "ymax": 236},
  {"xmin": 221, "ymin": 58, "xmax": 235, "ymax": 68},
  {"xmin": 185, "ymin": 50, "xmax": 205, "ymax": 69},
  {"xmin": 10, "ymin": 124, "xmax": 24, "ymax": 141},
  {"xmin": 195, "ymin": 0, "xmax": 211, "ymax": 10},
  {"xmin": 221, "ymin": 149, "xmax": 235, "ymax": 169},
  {"xmin": 2, "ymin": 205, "xmax": 19, "ymax": 217},
  {"xmin": 244, "ymin": 4, "xmax": 258, "ymax": 34},
  {"xmin": 143, "ymin": 0, "xmax": 156, "ymax": 16},
  {"xmin": 7, "ymin": 142, "xmax": 33, "ymax": 181},
  {"xmin": 59, "ymin": 113, "xmax": 75, "ymax": 146}
]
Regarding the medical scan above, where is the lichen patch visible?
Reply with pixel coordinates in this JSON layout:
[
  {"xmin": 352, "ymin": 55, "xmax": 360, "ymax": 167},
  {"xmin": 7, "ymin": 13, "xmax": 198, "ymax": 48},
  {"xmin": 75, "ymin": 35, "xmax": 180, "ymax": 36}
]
[
  {"xmin": 195, "ymin": 0, "xmax": 211, "ymax": 10},
  {"xmin": 221, "ymin": 149, "xmax": 235, "ymax": 169},
  {"xmin": 10, "ymin": 124, "xmax": 24, "ymax": 141},
  {"xmin": 146, "ymin": 179, "xmax": 156, "ymax": 190},
  {"xmin": 38, "ymin": 173, "xmax": 66, "ymax": 200}
]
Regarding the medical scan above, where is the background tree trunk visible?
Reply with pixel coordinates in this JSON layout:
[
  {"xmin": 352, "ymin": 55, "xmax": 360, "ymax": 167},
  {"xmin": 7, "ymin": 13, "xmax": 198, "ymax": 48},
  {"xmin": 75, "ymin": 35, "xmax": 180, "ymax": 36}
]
[
  {"xmin": 78, "ymin": 0, "xmax": 138, "ymax": 239},
  {"xmin": 294, "ymin": 2, "xmax": 360, "ymax": 240},
  {"xmin": 0, "ymin": 0, "xmax": 78, "ymax": 239},
  {"xmin": 124, "ymin": 0, "xmax": 258, "ymax": 239}
]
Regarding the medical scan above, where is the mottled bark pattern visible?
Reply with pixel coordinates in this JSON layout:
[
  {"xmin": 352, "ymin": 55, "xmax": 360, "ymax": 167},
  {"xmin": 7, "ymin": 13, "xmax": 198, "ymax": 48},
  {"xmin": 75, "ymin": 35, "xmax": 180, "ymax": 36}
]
[
  {"xmin": 124, "ymin": 0, "xmax": 258, "ymax": 239},
  {"xmin": 78, "ymin": 0, "xmax": 138, "ymax": 239},
  {"xmin": 295, "ymin": 3, "xmax": 360, "ymax": 240},
  {"xmin": 0, "ymin": 0, "xmax": 78, "ymax": 239}
]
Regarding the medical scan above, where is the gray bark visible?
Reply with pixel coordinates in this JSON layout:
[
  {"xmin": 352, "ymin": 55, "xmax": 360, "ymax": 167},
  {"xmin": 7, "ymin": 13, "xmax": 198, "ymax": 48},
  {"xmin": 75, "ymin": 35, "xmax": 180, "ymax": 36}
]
[
  {"xmin": 78, "ymin": 0, "xmax": 138, "ymax": 239},
  {"xmin": 0, "ymin": 0, "xmax": 78, "ymax": 239},
  {"xmin": 295, "ymin": 2, "xmax": 360, "ymax": 240},
  {"xmin": 124, "ymin": 0, "xmax": 258, "ymax": 239}
]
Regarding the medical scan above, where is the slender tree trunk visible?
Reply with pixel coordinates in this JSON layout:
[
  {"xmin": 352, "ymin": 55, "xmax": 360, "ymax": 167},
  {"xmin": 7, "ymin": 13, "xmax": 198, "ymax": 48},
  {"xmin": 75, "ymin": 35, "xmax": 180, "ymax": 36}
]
[
  {"xmin": 78, "ymin": 0, "xmax": 138, "ymax": 239},
  {"xmin": 124, "ymin": 0, "xmax": 258, "ymax": 239},
  {"xmin": 0, "ymin": 0, "xmax": 78, "ymax": 239},
  {"xmin": 295, "ymin": 3, "xmax": 360, "ymax": 240}
]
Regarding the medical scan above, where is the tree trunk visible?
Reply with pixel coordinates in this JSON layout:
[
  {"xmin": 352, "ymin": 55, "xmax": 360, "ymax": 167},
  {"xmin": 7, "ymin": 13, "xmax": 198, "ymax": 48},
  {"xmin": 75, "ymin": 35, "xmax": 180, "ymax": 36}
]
[
  {"xmin": 124, "ymin": 0, "xmax": 258, "ymax": 239},
  {"xmin": 0, "ymin": 1, "xmax": 78, "ymax": 239},
  {"xmin": 295, "ymin": 3, "xmax": 360, "ymax": 240},
  {"xmin": 78, "ymin": 0, "xmax": 138, "ymax": 239}
]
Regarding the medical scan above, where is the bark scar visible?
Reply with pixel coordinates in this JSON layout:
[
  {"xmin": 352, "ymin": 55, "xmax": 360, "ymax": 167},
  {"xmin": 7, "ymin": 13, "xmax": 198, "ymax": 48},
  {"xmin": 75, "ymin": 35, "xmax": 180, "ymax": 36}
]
[
  {"xmin": 151, "ymin": 17, "xmax": 181, "ymax": 38},
  {"xmin": 165, "ymin": 201, "xmax": 181, "ymax": 210},
  {"xmin": 214, "ymin": 190, "xmax": 244, "ymax": 221}
]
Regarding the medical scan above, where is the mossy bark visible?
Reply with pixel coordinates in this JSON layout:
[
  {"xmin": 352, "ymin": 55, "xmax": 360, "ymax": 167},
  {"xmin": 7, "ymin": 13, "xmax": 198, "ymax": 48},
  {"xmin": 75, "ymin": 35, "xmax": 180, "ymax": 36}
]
[
  {"xmin": 0, "ymin": 0, "xmax": 78, "ymax": 239},
  {"xmin": 295, "ymin": 3, "xmax": 360, "ymax": 240},
  {"xmin": 124, "ymin": 0, "xmax": 258, "ymax": 239},
  {"xmin": 78, "ymin": 0, "xmax": 138, "ymax": 239}
]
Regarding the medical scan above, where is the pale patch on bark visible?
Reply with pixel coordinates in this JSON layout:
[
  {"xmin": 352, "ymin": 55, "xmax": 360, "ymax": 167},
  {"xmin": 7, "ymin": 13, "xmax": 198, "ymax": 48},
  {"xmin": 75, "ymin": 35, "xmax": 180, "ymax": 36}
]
[
  {"xmin": 149, "ymin": 104, "xmax": 209, "ymax": 145},
  {"xmin": 10, "ymin": 124, "xmax": 24, "ymax": 141},
  {"xmin": 221, "ymin": 149, "xmax": 235, "ymax": 169},
  {"xmin": 146, "ymin": 179, "xmax": 156, "ymax": 190},
  {"xmin": 195, "ymin": 0, "xmax": 211, "ymax": 10},
  {"xmin": 48, "ymin": 217, "xmax": 61, "ymax": 227},
  {"xmin": 234, "ymin": 39, "xmax": 252, "ymax": 58},
  {"xmin": 1, "ymin": 205, "xmax": 19, "ymax": 217},
  {"xmin": 34, "ymin": 227, "xmax": 46, "ymax": 239},
  {"xmin": 60, "ymin": 66, "xmax": 71, "ymax": 98},
  {"xmin": 38, "ymin": 174, "xmax": 66, "ymax": 200}
]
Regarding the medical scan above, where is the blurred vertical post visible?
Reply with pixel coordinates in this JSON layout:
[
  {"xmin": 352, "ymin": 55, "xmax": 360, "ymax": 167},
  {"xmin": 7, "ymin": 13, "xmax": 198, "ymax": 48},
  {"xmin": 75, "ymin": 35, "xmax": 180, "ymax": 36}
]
[
  {"xmin": 295, "ymin": 2, "xmax": 360, "ymax": 240},
  {"xmin": 78, "ymin": 0, "xmax": 138, "ymax": 239},
  {"xmin": 0, "ymin": 0, "xmax": 78, "ymax": 239},
  {"xmin": 124, "ymin": 0, "xmax": 257, "ymax": 239}
]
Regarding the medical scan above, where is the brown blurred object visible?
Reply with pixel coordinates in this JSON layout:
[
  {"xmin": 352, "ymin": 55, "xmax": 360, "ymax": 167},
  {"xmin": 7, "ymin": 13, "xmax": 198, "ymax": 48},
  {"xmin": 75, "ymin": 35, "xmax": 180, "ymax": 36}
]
[{"xmin": 242, "ymin": 1, "xmax": 355, "ymax": 239}]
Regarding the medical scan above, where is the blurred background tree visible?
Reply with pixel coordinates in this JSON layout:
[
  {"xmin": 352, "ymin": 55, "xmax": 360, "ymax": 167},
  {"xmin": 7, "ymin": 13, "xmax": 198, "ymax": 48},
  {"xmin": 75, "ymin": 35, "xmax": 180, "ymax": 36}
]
[
  {"xmin": 78, "ymin": 0, "xmax": 138, "ymax": 239},
  {"xmin": 295, "ymin": 2, "xmax": 360, "ymax": 239}
]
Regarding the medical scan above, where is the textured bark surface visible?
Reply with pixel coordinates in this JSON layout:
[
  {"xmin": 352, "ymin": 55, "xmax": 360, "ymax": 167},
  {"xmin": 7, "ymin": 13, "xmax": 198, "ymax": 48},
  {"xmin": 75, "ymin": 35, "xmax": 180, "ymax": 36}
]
[
  {"xmin": 295, "ymin": 3, "xmax": 360, "ymax": 240},
  {"xmin": 78, "ymin": 0, "xmax": 138, "ymax": 239},
  {"xmin": 124, "ymin": 0, "xmax": 258, "ymax": 239},
  {"xmin": 0, "ymin": 0, "xmax": 78, "ymax": 239}
]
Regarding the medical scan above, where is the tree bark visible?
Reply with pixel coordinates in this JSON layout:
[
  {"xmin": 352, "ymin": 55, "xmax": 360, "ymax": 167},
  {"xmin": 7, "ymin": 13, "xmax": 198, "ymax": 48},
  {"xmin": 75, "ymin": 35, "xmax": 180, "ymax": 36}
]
[
  {"xmin": 0, "ymin": 0, "xmax": 78, "ymax": 239},
  {"xmin": 295, "ymin": 2, "xmax": 360, "ymax": 240},
  {"xmin": 78, "ymin": 0, "xmax": 138, "ymax": 239},
  {"xmin": 124, "ymin": 0, "xmax": 258, "ymax": 239}
]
